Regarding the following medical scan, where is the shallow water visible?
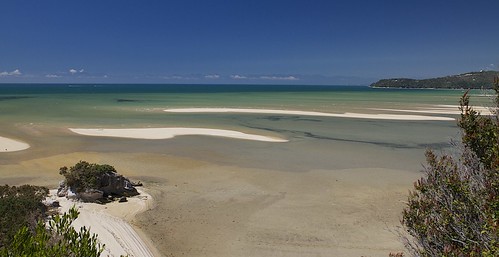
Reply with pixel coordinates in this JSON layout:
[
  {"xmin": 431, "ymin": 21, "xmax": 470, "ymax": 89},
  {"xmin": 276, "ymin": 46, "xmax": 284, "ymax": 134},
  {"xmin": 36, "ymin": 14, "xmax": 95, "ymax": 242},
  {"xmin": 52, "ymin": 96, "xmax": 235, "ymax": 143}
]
[{"xmin": 0, "ymin": 84, "xmax": 490, "ymax": 172}]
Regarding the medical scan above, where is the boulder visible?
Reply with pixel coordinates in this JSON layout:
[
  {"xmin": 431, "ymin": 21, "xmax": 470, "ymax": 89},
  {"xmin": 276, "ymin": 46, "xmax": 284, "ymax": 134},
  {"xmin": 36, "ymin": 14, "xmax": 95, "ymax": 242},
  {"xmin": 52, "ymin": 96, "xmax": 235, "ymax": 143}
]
[
  {"xmin": 57, "ymin": 170, "xmax": 139, "ymax": 203},
  {"xmin": 99, "ymin": 172, "xmax": 139, "ymax": 197},
  {"xmin": 57, "ymin": 180, "xmax": 68, "ymax": 197},
  {"xmin": 66, "ymin": 188, "xmax": 78, "ymax": 200},
  {"xmin": 79, "ymin": 189, "xmax": 104, "ymax": 202}
]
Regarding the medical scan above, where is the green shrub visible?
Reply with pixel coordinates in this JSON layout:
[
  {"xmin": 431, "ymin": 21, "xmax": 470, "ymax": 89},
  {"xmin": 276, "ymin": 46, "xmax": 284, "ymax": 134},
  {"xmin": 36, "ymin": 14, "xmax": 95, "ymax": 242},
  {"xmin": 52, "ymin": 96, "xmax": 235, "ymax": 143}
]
[
  {"xmin": 59, "ymin": 161, "xmax": 117, "ymax": 193},
  {"xmin": 0, "ymin": 207, "xmax": 104, "ymax": 257},
  {"xmin": 0, "ymin": 185, "xmax": 48, "ymax": 248},
  {"xmin": 401, "ymin": 78, "xmax": 499, "ymax": 256}
]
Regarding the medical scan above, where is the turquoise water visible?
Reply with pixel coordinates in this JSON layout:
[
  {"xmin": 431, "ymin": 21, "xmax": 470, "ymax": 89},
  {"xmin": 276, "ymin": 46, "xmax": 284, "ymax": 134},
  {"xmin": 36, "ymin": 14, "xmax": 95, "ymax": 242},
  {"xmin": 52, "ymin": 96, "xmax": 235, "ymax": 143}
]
[
  {"xmin": 0, "ymin": 84, "xmax": 478, "ymax": 124},
  {"xmin": 0, "ymin": 84, "xmax": 490, "ymax": 172}
]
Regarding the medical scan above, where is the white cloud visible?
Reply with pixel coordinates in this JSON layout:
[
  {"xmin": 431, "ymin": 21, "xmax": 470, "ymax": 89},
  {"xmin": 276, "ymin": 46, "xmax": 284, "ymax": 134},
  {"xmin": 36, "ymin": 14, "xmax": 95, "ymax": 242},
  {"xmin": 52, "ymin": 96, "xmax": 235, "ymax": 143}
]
[
  {"xmin": 0, "ymin": 69, "xmax": 22, "ymax": 76},
  {"xmin": 69, "ymin": 68, "xmax": 85, "ymax": 74},
  {"xmin": 163, "ymin": 75, "xmax": 185, "ymax": 80},
  {"xmin": 230, "ymin": 75, "xmax": 247, "ymax": 79},
  {"xmin": 204, "ymin": 74, "xmax": 220, "ymax": 79},
  {"xmin": 259, "ymin": 75, "xmax": 299, "ymax": 81},
  {"xmin": 45, "ymin": 74, "xmax": 61, "ymax": 78}
]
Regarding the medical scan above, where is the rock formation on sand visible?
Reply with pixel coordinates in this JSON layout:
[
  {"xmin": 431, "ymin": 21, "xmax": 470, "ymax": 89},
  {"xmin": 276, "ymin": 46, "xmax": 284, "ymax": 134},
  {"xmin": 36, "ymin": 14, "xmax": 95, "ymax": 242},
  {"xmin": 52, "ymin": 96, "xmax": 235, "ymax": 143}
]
[{"xmin": 57, "ymin": 161, "xmax": 139, "ymax": 203}]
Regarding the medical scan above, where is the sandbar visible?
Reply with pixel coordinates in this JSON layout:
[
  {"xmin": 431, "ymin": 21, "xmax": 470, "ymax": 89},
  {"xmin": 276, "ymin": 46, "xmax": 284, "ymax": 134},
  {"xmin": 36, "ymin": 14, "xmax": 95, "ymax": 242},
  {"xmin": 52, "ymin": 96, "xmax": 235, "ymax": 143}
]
[
  {"xmin": 0, "ymin": 136, "xmax": 30, "ymax": 152},
  {"xmin": 371, "ymin": 105, "xmax": 493, "ymax": 115},
  {"xmin": 69, "ymin": 128, "xmax": 288, "ymax": 142},
  {"xmin": 163, "ymin": 108, "xmax": 455, "ymax": 121},
  {"xmin": 48, "ymin": 189, "xmax": 157, "ymax": 257}
]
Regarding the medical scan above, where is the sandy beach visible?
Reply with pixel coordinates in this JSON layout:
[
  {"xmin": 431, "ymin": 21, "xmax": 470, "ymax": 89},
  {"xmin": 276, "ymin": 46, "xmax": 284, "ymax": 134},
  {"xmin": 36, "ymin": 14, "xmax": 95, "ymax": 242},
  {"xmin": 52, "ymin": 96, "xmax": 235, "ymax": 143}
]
[
  {"xmin": 69, "ymin": 128, "xmax": 288, "ymax": 142},
  {"xmin": 163, "ymin": 108, "xmax": 455, "ymax": 121},
  {"xmin": 47, "ymin": 188, "xmax": 159, "ymax": 257},
  {"xmin": 0, "ymin": 129, "xmax": 440, "ymax": 257},
  {"xmin": 0, "ymin": 136, "xmax": 30, "ymax": 152}
]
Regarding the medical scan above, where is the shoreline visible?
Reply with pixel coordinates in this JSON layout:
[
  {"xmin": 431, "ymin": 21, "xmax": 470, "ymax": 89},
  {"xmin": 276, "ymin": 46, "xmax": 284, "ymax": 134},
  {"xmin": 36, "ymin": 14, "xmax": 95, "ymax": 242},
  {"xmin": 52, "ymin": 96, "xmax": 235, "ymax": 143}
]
[
  {"xmin": 0, "ymin": 136, "xmax": 30, "ymax": 152},
  {"xmin": 69, "ymin": 127, "xmax": 288, "ymax": 142},
  {"xmin": 163, "ymin": 108, "xmax": 455, "ymax": 121},
  {"xmin": 48, "ymin": 188, "xmax": 158, "ymax": 257}
]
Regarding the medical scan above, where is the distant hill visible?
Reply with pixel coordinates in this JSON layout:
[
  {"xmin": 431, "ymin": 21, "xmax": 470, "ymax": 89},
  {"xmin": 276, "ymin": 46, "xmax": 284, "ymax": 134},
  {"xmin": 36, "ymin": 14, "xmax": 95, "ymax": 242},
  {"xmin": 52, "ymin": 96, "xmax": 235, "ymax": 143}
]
[{"xmin": 370, "ymin": 71, "xmax": 499, "ymax": 89}]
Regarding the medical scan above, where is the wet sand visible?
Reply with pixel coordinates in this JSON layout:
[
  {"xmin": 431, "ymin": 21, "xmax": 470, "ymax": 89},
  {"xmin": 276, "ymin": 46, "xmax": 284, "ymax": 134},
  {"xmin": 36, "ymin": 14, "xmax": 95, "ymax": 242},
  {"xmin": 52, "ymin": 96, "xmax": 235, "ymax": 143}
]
[
  {"xmin": 0, "ymin": 105, "xmax": 454, "ymax": 256},
  {"xmin": 2, "ymin": 150, "xmax": 422, "ymax": 257}
]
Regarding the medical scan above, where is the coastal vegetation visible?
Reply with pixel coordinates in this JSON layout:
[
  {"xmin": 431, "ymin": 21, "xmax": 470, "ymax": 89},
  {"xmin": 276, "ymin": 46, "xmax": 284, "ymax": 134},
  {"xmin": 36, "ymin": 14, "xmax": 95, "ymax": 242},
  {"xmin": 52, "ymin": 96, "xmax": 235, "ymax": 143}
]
[
  {"xmin": 1, "ymin": 207, "xmax": 103, "ymax": 257},
  {"xmin": 371, "ymin": 71, "xmax": 499, "ymax": 89},
  {"xmin": 0, "ymin": 185, "xmax": 48, "ymax": 248},
  {"xmin": 401, "ymin": 77, "xmax": 499, "ymax": 256},
  {"xmin": 0, "ymin": 161, "xmax": 139, "ymax": 256},
  {"xmin": 0, "ymin": 185, "xmax": 103, "ymax": 256},
  {"xmin": 58, "ymin": 161, "xmax": 139, "ymax": 202},
  {"xmin": 59, "ymin": 161, "xmax": 119, "ymax": 193}
]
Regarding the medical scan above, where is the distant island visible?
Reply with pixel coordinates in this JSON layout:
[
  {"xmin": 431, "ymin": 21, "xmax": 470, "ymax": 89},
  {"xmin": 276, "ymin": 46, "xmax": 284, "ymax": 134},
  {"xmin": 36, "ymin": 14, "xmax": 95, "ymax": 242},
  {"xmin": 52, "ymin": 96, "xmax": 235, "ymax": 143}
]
[{"xmin": 370, "ymin": 71, "xmax": 499, "ymax": 89}]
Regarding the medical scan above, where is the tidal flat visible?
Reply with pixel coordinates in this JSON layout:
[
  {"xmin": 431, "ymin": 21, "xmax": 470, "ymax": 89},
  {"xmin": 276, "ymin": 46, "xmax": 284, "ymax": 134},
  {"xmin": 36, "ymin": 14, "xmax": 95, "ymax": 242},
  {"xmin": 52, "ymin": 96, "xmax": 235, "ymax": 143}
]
[{"xmin": 1, "ymin": 84, "xmax": 489, "ymax": 256}]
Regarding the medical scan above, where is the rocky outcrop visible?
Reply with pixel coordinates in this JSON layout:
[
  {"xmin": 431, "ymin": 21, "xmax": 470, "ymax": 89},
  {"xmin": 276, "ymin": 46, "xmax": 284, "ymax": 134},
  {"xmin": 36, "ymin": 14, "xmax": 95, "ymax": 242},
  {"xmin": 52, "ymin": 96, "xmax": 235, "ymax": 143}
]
[
  {"xmin": 58, "ymin": 171, "xmax": 139, "ymax": 203},
  {"xmin": 78, "ymin": 189, "xmax": 104, "ymax": 202},
  {"xmin": 99, "ymin": 172, "xmax": 139, "ymax": 197}
]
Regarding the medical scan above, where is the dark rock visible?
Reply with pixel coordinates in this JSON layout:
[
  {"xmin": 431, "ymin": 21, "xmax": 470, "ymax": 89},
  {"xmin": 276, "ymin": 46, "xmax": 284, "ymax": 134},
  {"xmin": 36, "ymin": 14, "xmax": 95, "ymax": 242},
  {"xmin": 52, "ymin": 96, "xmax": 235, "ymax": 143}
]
[
  {"xmin": 57, "ymin": 163, "xmax": 140, "ymax": 203},
  {"xmin": 51, "ymin": 201, "xmax": 60, "ymax": 207},
  {"xmin": 79, "ymin": 189, "xmax": 104, "ymax": 202},
  {"xmin": 99, "ymin": 172, "xmax": 139, "ymax": 197},
  {"xmin": 131, "ymin": 181, "xmax": 143, "ymax": 187},
  {"xmin": 119, "ymin": 196, "xmax": 128, "ymax": 203},
  {"xmin": 57, "ymin": 181, "xmax": 68, "ymax": 197}
]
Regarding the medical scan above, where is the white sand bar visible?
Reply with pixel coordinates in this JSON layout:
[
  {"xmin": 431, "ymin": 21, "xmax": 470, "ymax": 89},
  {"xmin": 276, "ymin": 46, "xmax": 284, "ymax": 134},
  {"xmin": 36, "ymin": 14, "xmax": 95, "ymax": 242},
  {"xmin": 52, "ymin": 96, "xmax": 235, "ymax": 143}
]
[
  {"xmin": 0, "ymin": 136, "xmax": 30, "ymax": 152},
  {"xmin": 163, "ymin": 108, "xmax": 455, "ymax": 121},
  {"xmin": 371, "ymin": 105, "xmax": 494, "ymax": 115},
  {"xmin": 70, "ymin": 128, "xmax": 288, "ymax": 142},
  {"xmin": 50, "ymin": 189, "xmax": 156, "ymax": 257}
]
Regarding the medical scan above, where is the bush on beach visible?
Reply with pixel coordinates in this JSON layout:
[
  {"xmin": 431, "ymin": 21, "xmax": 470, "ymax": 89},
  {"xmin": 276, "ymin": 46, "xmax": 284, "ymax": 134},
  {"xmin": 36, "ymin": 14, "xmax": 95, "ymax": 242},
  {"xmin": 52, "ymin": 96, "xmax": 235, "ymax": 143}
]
[
  {"xmin": 1, "ymin": 207, "xmax": 104, "ymax": 257},
  {"xmin": 0, "ymin": 185, "xmax": 48, "ymax": 248},
  {"xmin": 59, "ymin": 161, "xmax": 118, "ymax": 193},
  {"xmin": 401, "ymin": 77, "xmax": 499, "ymax": 256}
]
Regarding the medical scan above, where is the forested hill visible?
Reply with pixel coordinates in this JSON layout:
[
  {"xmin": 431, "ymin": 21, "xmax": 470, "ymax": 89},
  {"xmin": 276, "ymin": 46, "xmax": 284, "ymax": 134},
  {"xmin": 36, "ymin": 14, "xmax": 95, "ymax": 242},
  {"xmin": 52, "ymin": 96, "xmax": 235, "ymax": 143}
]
[{"xmin": 370, "ymin": 71, "xmax": 499, "ymax": 89}]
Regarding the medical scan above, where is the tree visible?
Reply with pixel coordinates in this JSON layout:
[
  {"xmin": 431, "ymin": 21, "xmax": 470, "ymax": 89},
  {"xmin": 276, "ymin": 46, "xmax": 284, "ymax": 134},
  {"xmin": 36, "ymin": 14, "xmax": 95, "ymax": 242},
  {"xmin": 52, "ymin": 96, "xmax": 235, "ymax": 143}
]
[
  {"xmin": 0, "ymin": 185, "xmax": 48, "ymax": 247},
  {"xmin": 401, "ymin": 78, "xmax": 499, "ymax": 256},
  {"xmin": 59, "ymin": 161, "xmax": 118, "ymax": 193},
  {"xmin": 0, "ymin": 207, "xmax": 104, "ymax": 257}
]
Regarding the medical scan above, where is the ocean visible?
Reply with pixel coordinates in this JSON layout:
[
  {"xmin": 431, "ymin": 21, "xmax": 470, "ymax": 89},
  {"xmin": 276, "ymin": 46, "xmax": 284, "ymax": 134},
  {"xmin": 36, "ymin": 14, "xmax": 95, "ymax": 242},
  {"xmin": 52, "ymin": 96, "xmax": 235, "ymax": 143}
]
[{"xmin": 1, "ymin": 83, "xmax": 486, "ymax": 172}]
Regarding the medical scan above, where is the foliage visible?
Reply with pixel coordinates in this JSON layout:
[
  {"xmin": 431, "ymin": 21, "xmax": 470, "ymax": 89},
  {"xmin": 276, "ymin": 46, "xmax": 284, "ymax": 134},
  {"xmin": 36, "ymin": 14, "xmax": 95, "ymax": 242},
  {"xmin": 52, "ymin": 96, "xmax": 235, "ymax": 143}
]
[
  {"xmin": 0, "ymin": 207, "xmax": 104, "ymax": 257},
  {"xmin": 59, "ymin": 161, "xmax": 117, "ymax": 193},
  {"xmin": 371, "ymin": 71, "xmax": 499, "ymax": 89},
  {"xmin": 401, "ymin": 78, "xmax": 499, "ymax": 256},
  {"xmin": 0, "ymin": 185, "xmax": 48, "ymax": 248}
]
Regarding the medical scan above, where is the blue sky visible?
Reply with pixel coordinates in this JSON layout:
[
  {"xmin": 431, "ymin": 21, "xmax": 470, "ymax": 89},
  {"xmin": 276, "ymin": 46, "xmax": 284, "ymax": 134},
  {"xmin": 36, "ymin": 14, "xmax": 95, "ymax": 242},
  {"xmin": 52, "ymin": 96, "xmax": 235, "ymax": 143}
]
[{"xmin": 1, "ymin": 0, "xmax": 498, "ymax": 85}]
